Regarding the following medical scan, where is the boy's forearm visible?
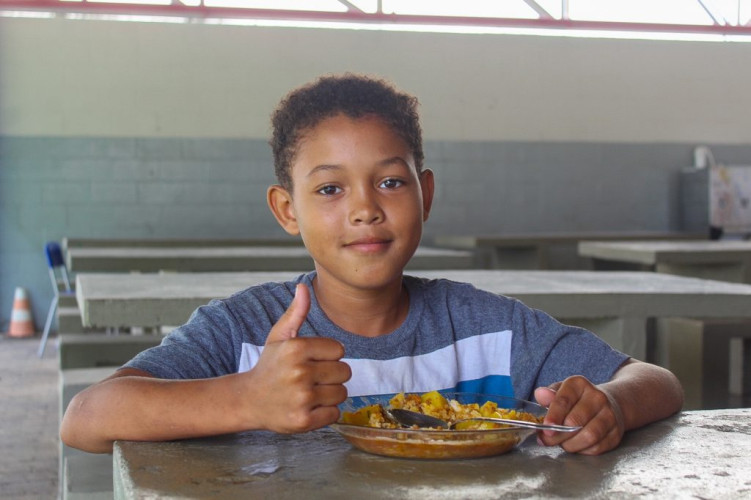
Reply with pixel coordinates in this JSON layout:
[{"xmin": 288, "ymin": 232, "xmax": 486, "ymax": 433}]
[
  {"xmin": 600, "ymin": 359, "xmax": 684, "ymax": 431},
  {"xmin": 60, "ymin": 370, "xmax": 253, "ymax": 454}
]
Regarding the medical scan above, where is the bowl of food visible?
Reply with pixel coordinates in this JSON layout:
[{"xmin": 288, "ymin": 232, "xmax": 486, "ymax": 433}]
[{"xmin": 330, "ymin": 391, "xmax": 547, "ymax": 459}]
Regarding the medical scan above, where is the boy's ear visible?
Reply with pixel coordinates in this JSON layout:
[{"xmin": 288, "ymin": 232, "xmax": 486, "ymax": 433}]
[
  {"xmin": 419, "ymin": 168, "xmax": 435, "ymax": 222},
  {"xmin": 267, "ymin": 184, "xmax": 300, "ymax": 235}
]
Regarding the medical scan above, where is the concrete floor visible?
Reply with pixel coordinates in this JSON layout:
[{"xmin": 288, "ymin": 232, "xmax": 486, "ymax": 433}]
[{"xmin": 0, "ymin": 335, "xmax": 59, "ymax": 499}]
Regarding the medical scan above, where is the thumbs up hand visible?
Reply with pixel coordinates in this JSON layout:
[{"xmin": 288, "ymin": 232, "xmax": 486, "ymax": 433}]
[
  {"xmin": 265, "ymin": 282, "xmax": 312, "ymax": 343},
  {"xmin": 241, "ymin": 284, "xmax": 351, "ymax": 433}
]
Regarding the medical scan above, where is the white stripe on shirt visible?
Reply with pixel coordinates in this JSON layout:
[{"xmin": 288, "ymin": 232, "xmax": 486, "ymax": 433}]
[{"xmin": 239, "ymin": 329, "xmax": 511, "ymax": 397}]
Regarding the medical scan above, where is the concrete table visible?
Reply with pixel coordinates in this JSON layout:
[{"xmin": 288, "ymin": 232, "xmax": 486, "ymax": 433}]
[
  {"xmin": 66, "ymin": 246, "xmax": 473, "ymax": 273},
  {"xmin": 75, "ymin": 270, "xmax": 751, "ymax": 349},
  {"xmin": 433, "ymin": 231, "xmax": 705, "ymax": 269},
  {"xmin": 113, "ymin": 408, "xmax": 751, "ymax": 499},
  {"xmin": 75, "ymin": 270, "xmax": 751, "ymax": 408},
  {"xmin": 62, "ymin": 236, "xmax": 304, "ymax": 250},
  {"xmin": 578, "ymin": 240, "xmax": 751, "ymax": 284},
  {"xmin": 579, "ymin": 240, "xmax": 751, "ymax": 399}
]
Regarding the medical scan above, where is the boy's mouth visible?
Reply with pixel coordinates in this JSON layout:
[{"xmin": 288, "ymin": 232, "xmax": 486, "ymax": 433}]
[{"xmin": 344, "ymin": 237, "xmax": 392, "ymax": 252}]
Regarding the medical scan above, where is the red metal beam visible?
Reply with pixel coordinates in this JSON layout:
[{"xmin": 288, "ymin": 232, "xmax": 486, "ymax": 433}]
[{"xmin": 2, "ymin": 1, "xmax": 751, "ymax": 36}]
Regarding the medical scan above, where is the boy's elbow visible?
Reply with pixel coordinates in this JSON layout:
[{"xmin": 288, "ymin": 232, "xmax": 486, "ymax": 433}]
[
  {"xmin": 666, "ymin": 368, "xmax": 685, "ymax": 413},
  {"xmin": 613, "ymin": 360, "xmax": 684, "ymax": 427},
  {"xmin": 646, "ymin": 363, "xmax": 685, "ymax": 421},
  {"xmin": 60, "ymin": 394, "xmax": 114, "ymax": 454},
  {"xmin": 60, "ymin": 421, "xmax": 114, "ymax": 454},
  {"xmin": 649, "ymin": 361, "xmax": 684, "ymax": 414}
]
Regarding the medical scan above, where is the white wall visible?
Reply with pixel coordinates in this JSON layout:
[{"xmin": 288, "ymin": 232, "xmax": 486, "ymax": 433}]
[{"xmin": 1, "ymin": 16, "xmax": 750, "ymax": 143}]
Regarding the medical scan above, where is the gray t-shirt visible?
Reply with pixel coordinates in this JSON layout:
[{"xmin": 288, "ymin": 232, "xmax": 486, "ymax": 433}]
[{"xmin": 125, "ymin": 272, "xmax": 628, "ymax": 400}]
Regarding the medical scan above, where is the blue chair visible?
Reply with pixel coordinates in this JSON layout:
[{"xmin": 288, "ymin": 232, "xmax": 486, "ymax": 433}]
[{"xmin": 38, "ymin": 242, "xmax": 74, "ymax": 357}]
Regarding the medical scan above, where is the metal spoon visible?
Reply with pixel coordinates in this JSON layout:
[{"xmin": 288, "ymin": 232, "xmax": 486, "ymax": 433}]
[{"xmin": 386, "ymin": 408, "xmax": 581, "ymax": 432}]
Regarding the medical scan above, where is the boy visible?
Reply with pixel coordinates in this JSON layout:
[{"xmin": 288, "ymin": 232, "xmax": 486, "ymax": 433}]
[{"xmin": 61, "ymin": 74, "xmax": 683, "ymax": 456}]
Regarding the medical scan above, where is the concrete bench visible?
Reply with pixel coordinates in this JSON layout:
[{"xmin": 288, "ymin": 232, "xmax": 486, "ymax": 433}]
[
  {"xmin": 48, "ymin": 291, "xmax": 105, "ymax": 336},
  {"xmin": 58, "ymin": 333, "xmax": 162, "ymax": 370},
  {"xmin": 59, "ymin": 293, "xmax": 78, "ymax": 308},
  {"xmin": 58, "ymin": 306, "xmax": 108, "ymax": 334},
  {"xmin": 58, "ymin": 306, "xmax": 88, "ymax": 333},
  {"xmin": 63, "ymin": 454, "xmax": 113, "ymax": 500},
  {"xmin": 656, "ymin": 317, "xmax": 751, "ymax": 408},
  {"xmin": 60, "ymin": 367, "xmax": 117, "ymax": 496}
]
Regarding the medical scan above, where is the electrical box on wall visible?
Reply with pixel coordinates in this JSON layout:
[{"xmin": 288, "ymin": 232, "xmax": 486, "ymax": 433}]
[
  {"xmin": 708, "ymin": 165, "xmax": 751, "ymax": 236},
  {"xmin": 680, "ymin": 147, "xmax": 751, "ymax": 239}
]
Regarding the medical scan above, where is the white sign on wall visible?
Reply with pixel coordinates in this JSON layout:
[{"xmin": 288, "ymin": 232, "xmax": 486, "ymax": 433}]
[{"xmin": 709, "ymin": 165, "xmax": 751, "ymax": 234}]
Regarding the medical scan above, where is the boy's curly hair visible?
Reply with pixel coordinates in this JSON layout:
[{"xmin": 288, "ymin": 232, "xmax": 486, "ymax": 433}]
[{"xmin": 270, "ymin": 73, "xmax": 424, "ymax": 191}]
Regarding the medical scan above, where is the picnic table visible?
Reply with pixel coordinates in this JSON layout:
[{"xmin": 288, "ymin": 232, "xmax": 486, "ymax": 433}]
[
  {"xmin": 432, "ymin": 231, "xmax": 706, "ymax": 269},
  {"xmin": 112, "ymin": 408, "xmax": 751, "ymax": 499},
  {"xmin": 62, "ymin": 236, "xmax": 304, "ymax": 249},
  {"xmin": 578, "ymin": 239, "xmax": 751, "ymax": 283},
  {"xmin": 579, "ymin": 239, "xmax": 751, "ymax": 400},
  {"xmin": 75, "ymin": 270, "xmax": 751, "ymax": 409}
]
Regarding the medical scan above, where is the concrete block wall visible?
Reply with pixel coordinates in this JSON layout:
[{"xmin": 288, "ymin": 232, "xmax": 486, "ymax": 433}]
[
  {"xmin": 429, "ymin": 141, "xmax": 686, "ymax": 234},
  {"xmin": 0, "ymin": 136, "xmax": 282, "ymax": 330}
]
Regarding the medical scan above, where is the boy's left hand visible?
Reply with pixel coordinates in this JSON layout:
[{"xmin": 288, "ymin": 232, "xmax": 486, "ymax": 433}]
[{"xmin": 533, "ymin": 376, "xmax": 625, "ymax": 455}]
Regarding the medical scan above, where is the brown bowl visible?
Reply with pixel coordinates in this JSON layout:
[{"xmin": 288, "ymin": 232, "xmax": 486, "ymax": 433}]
[{"xmin": 331, "ymin": 392, "xmax": 545, "ymax": 460}]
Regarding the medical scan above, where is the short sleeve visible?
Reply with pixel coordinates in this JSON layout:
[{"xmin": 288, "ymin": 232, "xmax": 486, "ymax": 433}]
[
  {"xmin": 510, "ymin": 300, "xmax": 630, "ymax": 400},
  {"xmin": 123, "ymin": 299, "xmax": 243, "ymax": 379}
]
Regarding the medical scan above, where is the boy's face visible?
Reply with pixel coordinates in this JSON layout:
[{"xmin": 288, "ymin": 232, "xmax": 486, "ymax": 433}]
[{"xmin": 268, "ymin": 114, "xmax": 434, "ymax": 292}]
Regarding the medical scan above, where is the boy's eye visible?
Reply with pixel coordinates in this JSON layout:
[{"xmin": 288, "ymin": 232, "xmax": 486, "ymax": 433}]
[
  {"xmin": 380, "ymin": 178, "xmax": 404, "ymax": 189},
  {"xmin": 317, "ymin": 185, "xmax": 341, "ymax": 196}
]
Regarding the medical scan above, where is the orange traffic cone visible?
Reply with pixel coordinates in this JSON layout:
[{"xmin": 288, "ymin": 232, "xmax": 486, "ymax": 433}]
[{"xmin": 8, "ymin": 287, "xmax": 35, "ymax": 338}]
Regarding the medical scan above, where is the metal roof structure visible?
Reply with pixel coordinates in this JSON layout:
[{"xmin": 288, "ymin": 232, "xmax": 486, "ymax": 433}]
[{"xmin": 2, "ymin": 0, "xmax": 750, "ymax": 38}]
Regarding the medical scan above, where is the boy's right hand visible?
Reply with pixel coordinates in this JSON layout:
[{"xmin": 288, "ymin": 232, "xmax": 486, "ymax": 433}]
[{"xmin": 245, "ymin": 284, "xmax": 351, "ymax": 434}]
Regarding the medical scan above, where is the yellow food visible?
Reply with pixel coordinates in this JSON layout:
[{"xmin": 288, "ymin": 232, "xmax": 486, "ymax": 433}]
[
  {"xmin": 341, "ymin": 391, "xmax": 543, "ymax": 431},
  {"xmin": 339, "ymin": 403, "xmax": 384, "ymax": 427}
]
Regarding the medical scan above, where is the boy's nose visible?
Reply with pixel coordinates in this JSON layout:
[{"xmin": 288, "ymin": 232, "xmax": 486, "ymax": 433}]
[{"xmin": 349, "ymin": 190, "xmax": 384, "ymax": 224}]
